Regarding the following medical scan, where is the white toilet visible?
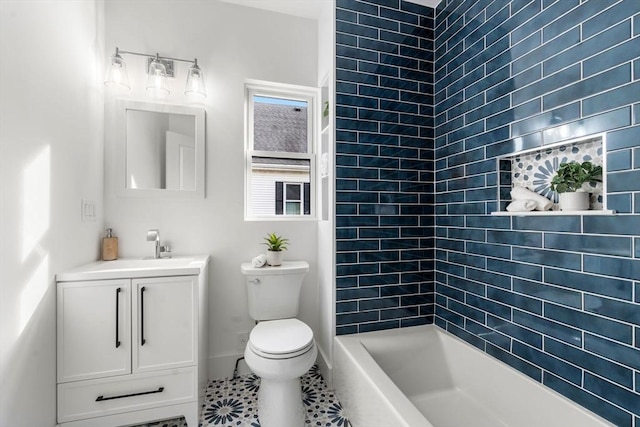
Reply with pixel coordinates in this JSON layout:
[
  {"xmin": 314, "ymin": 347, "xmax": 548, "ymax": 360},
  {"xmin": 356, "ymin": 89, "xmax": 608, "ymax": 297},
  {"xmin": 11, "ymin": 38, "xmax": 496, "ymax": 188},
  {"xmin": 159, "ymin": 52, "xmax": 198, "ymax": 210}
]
[{"xmin": 240, "ymin": 260, "xmax": 317, "ymax": 427}]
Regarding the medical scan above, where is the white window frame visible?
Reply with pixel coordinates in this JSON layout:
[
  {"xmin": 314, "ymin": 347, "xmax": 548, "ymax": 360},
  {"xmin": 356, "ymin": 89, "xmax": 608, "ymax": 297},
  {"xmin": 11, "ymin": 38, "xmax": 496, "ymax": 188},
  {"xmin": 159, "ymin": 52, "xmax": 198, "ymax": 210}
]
[{"xmin": 244, "ymin": 80, "xmax": 318, "ymax": 220}]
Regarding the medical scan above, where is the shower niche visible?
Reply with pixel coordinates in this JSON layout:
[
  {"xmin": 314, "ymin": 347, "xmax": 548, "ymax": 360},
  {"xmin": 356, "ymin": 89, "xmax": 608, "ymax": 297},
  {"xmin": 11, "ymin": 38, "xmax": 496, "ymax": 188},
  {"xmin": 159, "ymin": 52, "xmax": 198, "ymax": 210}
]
[{"xmin": 492, "ymin": 134, "xmax": 614, "ymax": 216}]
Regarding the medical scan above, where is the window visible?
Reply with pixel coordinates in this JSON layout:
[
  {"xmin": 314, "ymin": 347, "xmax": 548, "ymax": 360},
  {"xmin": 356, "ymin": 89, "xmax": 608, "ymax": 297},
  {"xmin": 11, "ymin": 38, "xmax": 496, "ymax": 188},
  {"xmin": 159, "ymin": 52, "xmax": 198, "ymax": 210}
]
[
  {"xmin": 245, "ymin": 81, "xmax": 317, "ymax": 219},
  {"xmin": 276, "ymin": 182, "xmax": 311, "ymax": 215}
]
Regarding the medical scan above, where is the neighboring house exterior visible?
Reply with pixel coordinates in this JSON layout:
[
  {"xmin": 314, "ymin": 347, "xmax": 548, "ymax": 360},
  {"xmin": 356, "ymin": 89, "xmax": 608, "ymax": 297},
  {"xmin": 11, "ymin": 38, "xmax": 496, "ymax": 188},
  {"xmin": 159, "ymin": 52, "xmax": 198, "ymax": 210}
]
[{"xmin": 250, "ymin": 101, "xmax": 311, "ymax": 216}]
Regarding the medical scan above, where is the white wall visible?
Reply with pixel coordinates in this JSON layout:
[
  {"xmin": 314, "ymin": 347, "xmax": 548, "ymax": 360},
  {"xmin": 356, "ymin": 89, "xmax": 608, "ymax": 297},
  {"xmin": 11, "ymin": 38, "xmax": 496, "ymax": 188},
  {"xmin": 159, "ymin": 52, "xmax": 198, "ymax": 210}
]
[
  {"xmin": 103, "ymin": 0, "xmax": 319, "ymax": 379},
  {"xmin": 0, "ymin": 1, "xmax": 105, "ymax": 425}
]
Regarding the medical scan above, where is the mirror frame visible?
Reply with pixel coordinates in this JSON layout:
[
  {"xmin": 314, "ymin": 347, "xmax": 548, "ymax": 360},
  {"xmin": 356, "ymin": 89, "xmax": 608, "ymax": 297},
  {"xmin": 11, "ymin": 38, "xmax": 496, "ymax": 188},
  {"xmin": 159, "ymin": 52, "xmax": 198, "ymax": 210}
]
[{"xmin": 116, "ymin": 100, "xmax": 206, "ymax": 198}]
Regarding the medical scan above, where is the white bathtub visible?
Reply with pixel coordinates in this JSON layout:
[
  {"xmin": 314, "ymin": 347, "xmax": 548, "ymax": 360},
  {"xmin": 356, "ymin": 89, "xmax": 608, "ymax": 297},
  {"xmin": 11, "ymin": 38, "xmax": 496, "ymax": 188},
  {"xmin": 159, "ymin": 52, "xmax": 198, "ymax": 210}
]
[{"xmin": 334, "ymin": 325, "xmax": 614, "ymax": 427}]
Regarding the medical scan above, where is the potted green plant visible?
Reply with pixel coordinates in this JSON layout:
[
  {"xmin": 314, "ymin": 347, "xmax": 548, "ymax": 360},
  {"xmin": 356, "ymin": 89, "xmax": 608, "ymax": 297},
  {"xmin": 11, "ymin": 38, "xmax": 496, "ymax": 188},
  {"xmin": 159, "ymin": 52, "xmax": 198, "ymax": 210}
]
[
  {"xmin": 323, "ymin": 101, "xmax": 330, "ymax": 118},
  {"xmin": 550, "ymin": 161, "xmax": 602, "ymax": 211},
  {"xmin": 263, "ymin": 232, "xmax": 288, "ymax": 266}
]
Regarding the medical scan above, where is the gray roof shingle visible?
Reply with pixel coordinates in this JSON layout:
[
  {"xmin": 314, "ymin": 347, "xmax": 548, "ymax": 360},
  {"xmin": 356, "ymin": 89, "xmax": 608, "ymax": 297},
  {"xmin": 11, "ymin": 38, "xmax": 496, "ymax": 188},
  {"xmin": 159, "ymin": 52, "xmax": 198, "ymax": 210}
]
[{"xmin": 254, "ymin": 102, "xmax": 307, "ymax": 153}]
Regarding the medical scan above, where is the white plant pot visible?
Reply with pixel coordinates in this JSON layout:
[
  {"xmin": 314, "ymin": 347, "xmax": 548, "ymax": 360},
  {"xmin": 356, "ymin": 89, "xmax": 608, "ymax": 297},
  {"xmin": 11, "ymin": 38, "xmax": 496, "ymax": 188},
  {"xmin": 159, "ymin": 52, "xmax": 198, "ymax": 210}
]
[
  {"xmin": 559, "ymin": 191, "xmax": 590, "ymax": 211},
  {"xmin": 266, "ymin": 250, "xmax": 283, "ymax": 266}
]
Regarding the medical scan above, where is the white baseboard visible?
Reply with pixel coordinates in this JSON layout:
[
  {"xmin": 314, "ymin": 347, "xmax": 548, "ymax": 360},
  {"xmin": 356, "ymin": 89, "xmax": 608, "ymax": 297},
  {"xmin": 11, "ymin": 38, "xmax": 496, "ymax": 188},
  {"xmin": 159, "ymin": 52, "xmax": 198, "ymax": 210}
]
[{"xmin": 209, "ymin": 353, "xmax": 252, "ymax": 380}]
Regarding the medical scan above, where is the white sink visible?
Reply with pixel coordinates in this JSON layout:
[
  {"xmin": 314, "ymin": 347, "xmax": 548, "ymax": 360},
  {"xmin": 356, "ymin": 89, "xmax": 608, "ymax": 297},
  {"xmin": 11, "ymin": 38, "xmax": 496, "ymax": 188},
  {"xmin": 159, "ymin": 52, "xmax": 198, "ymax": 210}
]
[{"xmin": 56, "ymin": 255, "xmax": 210, "ymax": 281}]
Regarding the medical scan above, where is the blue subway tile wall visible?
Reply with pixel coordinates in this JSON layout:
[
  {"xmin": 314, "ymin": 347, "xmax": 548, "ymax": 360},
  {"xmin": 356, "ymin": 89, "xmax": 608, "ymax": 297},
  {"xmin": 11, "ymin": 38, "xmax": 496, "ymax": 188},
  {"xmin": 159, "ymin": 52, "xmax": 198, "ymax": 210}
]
[
  {"xmin": 434, "ymin": 0, "xmax": 640, "ymax": 425},
  {"xmin": 335, "ymin": 0, "xmax": 435, "ymax": 334}
]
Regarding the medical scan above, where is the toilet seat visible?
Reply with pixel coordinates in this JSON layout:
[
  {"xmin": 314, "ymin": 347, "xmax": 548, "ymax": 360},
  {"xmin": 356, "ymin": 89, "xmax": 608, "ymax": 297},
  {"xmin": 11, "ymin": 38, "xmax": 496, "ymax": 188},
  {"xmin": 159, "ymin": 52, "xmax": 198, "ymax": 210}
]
[{"xmin": 249, "ymin": 318, "xmax": 314, "ymax": 360}]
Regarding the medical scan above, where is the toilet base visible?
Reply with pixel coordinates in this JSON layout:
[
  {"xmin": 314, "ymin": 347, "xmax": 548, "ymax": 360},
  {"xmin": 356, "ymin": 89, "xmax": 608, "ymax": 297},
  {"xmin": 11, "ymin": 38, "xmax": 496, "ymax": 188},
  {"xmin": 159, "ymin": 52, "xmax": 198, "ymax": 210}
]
[
  {"xmin": 258, "ymin": 377, "xmax": 305, "ymax": 427},
  {"xmin": 243, "ymin": 323, "xmax": 317, "ymax": 427}
]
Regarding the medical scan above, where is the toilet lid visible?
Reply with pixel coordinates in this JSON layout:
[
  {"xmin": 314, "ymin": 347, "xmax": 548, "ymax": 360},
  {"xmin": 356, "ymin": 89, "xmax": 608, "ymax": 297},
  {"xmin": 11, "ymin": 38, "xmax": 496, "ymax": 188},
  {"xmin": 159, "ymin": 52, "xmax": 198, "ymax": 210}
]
[{"xmin": 250, "ymin": 319, "xmax": 314, "ymax": 355}]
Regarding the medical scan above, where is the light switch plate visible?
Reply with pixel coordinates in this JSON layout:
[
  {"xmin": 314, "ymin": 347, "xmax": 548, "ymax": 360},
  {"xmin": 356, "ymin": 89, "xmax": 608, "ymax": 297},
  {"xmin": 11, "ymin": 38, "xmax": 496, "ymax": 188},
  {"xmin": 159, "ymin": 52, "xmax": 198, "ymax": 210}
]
[{"xmin": 81, "ymin": 200, "xmax": 96, "ymax": 222}]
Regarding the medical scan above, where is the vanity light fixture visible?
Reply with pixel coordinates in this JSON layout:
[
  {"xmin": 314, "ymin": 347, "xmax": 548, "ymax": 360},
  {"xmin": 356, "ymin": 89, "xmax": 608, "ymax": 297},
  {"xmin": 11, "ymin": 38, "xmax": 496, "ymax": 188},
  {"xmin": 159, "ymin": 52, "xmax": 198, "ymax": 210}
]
[
  {"xmin": 146, "ymin": 54, "xmax": 170, "ymax": 96},
  {"xmin": 104, "ymin": 47, "xmax": 206, "ymax": 98},
  {"xmin": 185, "ymin": 59, "xmax": 206, "ymax": 99},
  {"xmin": 104, "ymin": 47, "xmax": 130, "ymax": 91}
]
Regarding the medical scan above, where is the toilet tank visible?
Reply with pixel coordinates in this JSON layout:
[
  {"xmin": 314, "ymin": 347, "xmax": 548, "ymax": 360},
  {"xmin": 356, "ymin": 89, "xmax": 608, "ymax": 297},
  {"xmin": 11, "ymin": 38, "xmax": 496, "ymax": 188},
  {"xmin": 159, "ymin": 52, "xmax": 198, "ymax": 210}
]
[{"xmin": 240, "ymin": 261, "xmax": 309, "ymax": 321}]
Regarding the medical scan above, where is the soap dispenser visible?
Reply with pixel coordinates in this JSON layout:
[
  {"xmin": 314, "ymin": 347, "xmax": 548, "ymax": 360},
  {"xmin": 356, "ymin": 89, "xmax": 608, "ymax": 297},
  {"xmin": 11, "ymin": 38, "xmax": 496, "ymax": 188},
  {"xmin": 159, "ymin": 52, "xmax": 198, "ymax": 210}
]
[{"xmin": 102, "ymin": 228, "xmax": 118, "ymax": 261}]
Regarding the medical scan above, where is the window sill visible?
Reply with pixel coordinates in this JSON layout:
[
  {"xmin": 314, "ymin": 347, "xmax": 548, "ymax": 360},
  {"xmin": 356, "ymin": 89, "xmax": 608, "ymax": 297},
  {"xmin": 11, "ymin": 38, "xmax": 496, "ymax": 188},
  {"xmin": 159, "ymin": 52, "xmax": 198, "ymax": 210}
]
[{"xmin": 244, "ymin": 215, "xmax": 318, "ymax": 222}]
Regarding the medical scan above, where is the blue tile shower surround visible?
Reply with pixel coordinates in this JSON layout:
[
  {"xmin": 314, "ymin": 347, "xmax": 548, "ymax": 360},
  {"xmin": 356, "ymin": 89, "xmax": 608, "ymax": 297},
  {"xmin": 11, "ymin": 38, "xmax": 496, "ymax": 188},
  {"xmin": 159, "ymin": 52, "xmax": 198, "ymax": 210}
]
[
  {"xmin": 432, "ymin": 0, "xmax": 640, "ymax": 425},
  {"xmin": 335, "ymin": 0, "xmax": 436, "ymax": 334},
  {"xmin": 335, "ymin": 0, "xmax": 640, "ymax": 425}
]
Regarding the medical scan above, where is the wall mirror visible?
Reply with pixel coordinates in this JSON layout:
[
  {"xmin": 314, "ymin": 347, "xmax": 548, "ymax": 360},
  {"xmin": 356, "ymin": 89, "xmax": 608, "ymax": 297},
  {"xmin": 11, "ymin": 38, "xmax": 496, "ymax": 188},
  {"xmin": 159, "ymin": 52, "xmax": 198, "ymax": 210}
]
[{"xmin": 117, "ymin": 100, "xmax": 205, "ymax": 198}]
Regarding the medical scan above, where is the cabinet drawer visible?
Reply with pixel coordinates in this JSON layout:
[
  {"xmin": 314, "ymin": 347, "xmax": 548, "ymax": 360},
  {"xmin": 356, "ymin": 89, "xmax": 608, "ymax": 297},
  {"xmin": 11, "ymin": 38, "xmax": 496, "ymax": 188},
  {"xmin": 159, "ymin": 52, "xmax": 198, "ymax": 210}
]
[{"xmin": 57, "ymin": 367, "xmax": 196, "ymax": 423}]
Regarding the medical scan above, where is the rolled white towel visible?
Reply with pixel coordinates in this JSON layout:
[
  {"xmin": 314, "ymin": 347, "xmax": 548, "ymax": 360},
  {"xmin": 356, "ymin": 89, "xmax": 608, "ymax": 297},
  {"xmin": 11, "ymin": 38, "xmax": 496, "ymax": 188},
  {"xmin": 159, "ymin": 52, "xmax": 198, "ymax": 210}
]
[
  {"xmin": 252, "ymin": 254, "xmax": 267, "ymax": 268},
  {"xmin": 506, "ymin": 199, "xmax": 537, "ymax": 212},
  {"xmin": 510, "ymin": 185, "xmax": 553, "ymax": 211}
]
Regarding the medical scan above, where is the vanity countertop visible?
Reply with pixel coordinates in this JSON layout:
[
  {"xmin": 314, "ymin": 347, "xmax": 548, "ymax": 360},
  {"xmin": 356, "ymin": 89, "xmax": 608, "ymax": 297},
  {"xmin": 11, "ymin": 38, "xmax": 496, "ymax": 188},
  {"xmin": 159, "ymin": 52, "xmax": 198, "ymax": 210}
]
[{"xmin": 56, "ymin": 255, "xmax": 210, "ymax": 282}]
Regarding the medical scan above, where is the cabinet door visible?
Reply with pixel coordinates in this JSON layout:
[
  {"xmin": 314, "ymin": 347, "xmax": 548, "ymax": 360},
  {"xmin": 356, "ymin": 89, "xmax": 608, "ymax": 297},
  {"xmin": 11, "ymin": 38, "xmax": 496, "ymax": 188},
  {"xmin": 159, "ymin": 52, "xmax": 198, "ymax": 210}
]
[
  {"xmin": 132, "ymin": 276, "xmax": 197, "ymax": 372},
  {"xmin": 57, "ymin": 280, "xmax": 131, "ymax": 382}
]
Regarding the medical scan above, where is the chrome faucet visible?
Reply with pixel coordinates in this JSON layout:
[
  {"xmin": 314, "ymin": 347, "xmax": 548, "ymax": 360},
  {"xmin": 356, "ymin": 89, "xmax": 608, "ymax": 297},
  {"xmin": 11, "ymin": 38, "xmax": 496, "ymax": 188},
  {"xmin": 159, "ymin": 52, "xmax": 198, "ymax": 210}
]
[{"xmin": 146, "ymin": 229, "xmax": 171, "ymax": 259}]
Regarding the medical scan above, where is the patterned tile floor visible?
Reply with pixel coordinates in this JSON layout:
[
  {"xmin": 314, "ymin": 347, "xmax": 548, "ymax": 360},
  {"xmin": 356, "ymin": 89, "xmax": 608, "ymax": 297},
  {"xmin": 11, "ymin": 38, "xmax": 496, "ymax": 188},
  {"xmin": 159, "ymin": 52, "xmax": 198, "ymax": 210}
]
[{"xmin": 137, "ymin": 366, "xmax": 350, "ymax": 427}]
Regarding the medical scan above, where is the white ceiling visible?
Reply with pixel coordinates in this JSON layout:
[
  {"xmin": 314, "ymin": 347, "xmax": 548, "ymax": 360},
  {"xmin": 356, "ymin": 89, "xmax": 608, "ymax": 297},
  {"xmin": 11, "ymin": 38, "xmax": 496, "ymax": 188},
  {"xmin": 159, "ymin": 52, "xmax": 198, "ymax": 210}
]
[
  {"xmin": 219, "ymin": 0, "xmax": 329, "ymax": 19},
  {"xmin": 220, "ymin": 0, "xmax": 441, "ymax": 20}
]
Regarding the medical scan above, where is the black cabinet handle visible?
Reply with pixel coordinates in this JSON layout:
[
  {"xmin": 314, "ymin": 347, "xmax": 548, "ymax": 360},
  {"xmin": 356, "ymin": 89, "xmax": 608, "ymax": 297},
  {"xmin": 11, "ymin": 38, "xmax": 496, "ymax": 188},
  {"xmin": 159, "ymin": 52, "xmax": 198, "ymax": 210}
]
[
  {"xmin": 96, "ymin": 386, "xmax": 164, "ymax": 402},
  {"xmin": 115, "ymin": 287, "xmax": 121, "ymax": 348},
  {"xmin": 140, "ymin": 286, "xmax": 146, "ymax": 346}
]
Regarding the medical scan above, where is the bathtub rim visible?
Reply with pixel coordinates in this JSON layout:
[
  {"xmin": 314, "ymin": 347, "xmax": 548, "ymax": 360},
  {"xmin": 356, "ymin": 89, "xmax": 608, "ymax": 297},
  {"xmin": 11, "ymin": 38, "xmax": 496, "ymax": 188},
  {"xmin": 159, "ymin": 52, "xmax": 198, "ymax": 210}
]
[{"xmin": 334, "ymin": 324, "xmax": 616, "ymax": 427}]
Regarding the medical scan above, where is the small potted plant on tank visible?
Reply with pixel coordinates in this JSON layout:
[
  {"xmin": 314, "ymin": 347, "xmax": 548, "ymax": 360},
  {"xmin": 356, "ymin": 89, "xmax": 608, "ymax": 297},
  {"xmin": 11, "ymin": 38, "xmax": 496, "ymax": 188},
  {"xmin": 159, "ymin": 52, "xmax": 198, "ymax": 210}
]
[
  {"xmin": 263, "ymin": 232, "xmax": 288, "ymax": 266},
  {"xmin": 550, "ymin": 161, "xmax": 602, "ymax": 211}
]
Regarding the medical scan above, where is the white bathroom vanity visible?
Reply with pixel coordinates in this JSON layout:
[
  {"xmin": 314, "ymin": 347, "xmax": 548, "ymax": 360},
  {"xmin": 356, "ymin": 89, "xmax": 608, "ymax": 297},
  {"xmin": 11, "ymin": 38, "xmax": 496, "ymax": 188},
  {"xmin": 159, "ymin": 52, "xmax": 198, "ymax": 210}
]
[{"xmin": 55, "ymin": 256, "xmax": 210, "ymax": 427}]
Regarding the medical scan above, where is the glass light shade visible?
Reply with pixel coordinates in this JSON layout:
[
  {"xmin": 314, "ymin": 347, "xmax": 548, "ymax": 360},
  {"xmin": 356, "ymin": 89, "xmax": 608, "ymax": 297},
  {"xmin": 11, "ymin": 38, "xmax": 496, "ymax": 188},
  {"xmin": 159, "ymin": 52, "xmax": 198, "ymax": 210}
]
[
  {"xmin": 146, "ymin": 59, "xmax": 169, "ymax": 96},
  {"xmin": 185, "ymin": 61, "xmax": 206, "ymax": 98},
  {"xmin": 104, "ymin": 51, "xmax": 130, "ymax": 90}
]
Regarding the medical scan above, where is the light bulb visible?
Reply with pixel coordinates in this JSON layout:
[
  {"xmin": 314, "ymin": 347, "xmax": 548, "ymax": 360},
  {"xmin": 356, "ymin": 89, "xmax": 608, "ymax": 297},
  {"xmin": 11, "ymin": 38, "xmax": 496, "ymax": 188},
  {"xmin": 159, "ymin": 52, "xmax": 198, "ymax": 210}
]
[
  {"xmin": 146, "ymin": 56, "xmax": 169, "ymax": 96},
  {"xmin": 185, "ymin": 59, "xmax": 206, "ymax": 98},
  {"xmin": 104, "ymin": 48, "xmax": 130, "ymax": 91}
]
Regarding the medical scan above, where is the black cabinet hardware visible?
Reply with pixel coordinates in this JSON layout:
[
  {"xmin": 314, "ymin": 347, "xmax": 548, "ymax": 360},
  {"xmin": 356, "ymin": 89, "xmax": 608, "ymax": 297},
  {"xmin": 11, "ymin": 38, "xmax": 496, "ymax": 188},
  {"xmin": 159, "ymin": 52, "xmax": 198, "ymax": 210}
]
[
  {"xmin": 115, "ymin": 287, "xmax": 121, "ymax": 348},
  {"xmin": 96, "ymin": 386, "xmax": 164, "ymax": 402},
  {"xmin": 140, "ymin": 286, "xmax": 146, "ymax": 345}
]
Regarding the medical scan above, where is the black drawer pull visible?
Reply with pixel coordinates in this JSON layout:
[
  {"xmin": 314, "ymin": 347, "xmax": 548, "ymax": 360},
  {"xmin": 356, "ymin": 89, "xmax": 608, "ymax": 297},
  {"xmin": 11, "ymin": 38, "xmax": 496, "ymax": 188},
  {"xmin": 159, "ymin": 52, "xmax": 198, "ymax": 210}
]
[
  {"xmin": 140, "ymin": 286, "xmax": 146, "ymax": 346},
  {"xmin": 96, "ymin": 386, "xmax": 164, "ymax": 402},
  {"xmin": 115, "ymin": 287, "xmax": 121, "ymax": 348}
]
